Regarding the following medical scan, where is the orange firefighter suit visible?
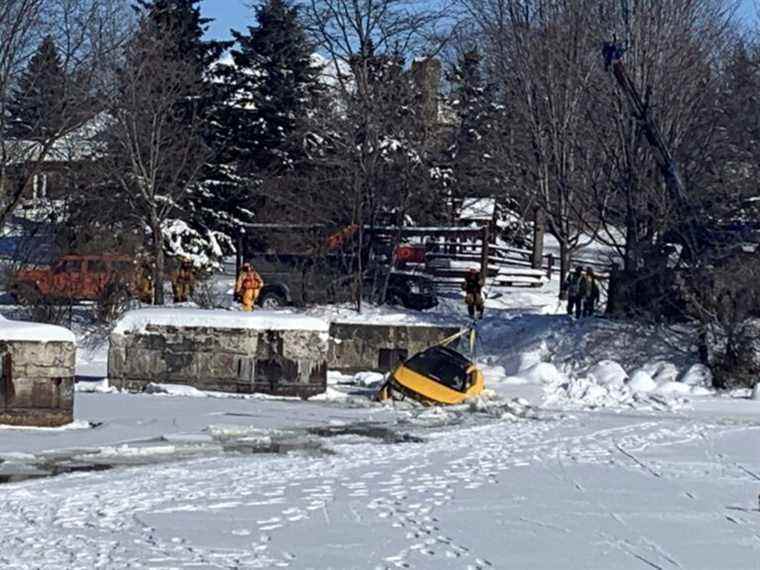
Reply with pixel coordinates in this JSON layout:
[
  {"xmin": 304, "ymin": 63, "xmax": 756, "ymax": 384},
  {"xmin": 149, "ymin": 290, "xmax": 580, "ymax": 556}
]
[{"xmin": 235, "ymin": 265, "xmax": 263, "ymax": 312}]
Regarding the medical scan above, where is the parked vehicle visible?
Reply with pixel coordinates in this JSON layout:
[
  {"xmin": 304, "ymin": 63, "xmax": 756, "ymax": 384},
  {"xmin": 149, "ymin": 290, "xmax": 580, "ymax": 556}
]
[
  {"xmin": 9, "ymin": 254, "xmax": 135, "ymax": 304},
  {"xmin": 244, "ymin": 251, "xmax": 437, "ymax": 310}
]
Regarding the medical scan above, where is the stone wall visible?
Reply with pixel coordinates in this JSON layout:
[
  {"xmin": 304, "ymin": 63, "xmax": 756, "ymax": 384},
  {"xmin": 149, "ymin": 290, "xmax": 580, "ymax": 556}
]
[
  {"xmin": 328, "ymin": 322, "xmax": 461, "ymax": 373},
  {"xmin": 109, "ymin": 325, "xmax": 328, "ymax": 397},
  {"xmin": 0, "ymin": 340, "xmax": 75, "ymax": 427}
]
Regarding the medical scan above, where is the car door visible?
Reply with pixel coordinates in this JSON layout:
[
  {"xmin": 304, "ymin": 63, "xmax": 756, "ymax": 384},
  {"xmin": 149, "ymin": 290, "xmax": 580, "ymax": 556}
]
[
  {"xmin": 51, "ymin": 259, "xmax": 82, "ymax": 299},
  {"xmin": 84, "ymin": 259, "xmax": 109, "ymax": 299}
]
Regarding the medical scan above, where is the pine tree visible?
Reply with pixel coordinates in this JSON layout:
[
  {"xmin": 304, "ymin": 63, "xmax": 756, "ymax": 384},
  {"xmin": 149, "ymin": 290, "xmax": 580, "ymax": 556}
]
[
  {"xmin": 6, "ymin": 36, "xmax": 68, "ymax": 140},
  {"xmin": 443, "ymin": 48, "xmax": 502, "ymax": 210},
  {"xmin": 225, "ymin": 0, "xmax": 323, "ymax": 174},
  {"xmin": 131, "ymin": 0, "xmax": 252, "ymax": 248}
]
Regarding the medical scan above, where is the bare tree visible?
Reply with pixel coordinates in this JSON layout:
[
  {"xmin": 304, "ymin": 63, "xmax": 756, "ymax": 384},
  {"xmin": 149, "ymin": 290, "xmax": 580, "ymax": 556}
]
[
  {"xmin": 461, "ymin": 0, "xmax": 603, "ymax": 296},
  {"xmin": 303, "ymin": 0, "xmax": 450, "ymax": 311},
  {"xmin": 100, "ymin": 15, "xmax": 210, "ymax": 304},
  {"xmin": 0, "ymin": 0, "xmax": 131, "ymax": 230}
]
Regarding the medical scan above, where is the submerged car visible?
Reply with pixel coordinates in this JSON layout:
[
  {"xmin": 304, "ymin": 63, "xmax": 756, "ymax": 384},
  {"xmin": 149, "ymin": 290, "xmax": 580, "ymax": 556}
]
[{"xmin": 376, "ymin": 344, "xmax": 484, "ymax": 406}]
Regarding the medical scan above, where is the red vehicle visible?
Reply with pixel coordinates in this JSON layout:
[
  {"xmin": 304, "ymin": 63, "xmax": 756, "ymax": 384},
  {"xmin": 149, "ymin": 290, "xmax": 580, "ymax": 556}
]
[
  {"xmin": 394, "ymin": 243, "xmax": 426, "ymax": 265},
  {"xmin": 10, "ymin": 254, "xmax": 136, "ymax": 304}
]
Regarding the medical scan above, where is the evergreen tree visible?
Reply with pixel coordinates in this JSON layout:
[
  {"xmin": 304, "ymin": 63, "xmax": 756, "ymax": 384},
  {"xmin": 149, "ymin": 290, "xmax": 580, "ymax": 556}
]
[
  {"xmin": 131, "ymin": 0, "xmax": 251, "ymax": 248},
  {"xmin": 7, "ymin": 36, "xmax": 68, "ymax": 140},
  {"xmin": 225, "ymin": 0, "xmax": 323, "ymax": 174},
  {"xmin": 445, "ymin": 48, "xmax": 499, "ymax": 201}
]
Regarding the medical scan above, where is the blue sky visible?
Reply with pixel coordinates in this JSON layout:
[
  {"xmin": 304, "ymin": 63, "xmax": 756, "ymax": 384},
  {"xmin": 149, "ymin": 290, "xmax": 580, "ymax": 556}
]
[{"xmin": 200, "ymin": 0, "xmax": 757, "ymax": 40}]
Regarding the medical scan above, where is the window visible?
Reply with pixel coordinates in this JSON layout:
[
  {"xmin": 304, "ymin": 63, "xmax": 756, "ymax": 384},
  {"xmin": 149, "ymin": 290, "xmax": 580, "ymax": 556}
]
[
  {"xmin": 89, "ymin": 260, "xmax": 108, "ymax": 273},
  {"xmin": 55, "ymin": 259, "xmax": 82, "ymax": 274}
]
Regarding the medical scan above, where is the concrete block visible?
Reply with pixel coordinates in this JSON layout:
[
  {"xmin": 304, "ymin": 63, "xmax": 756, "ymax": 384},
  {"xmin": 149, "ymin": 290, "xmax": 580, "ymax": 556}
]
[
  {"xmin": 328, "ymin": 322, "xmax": 461, "ymax": 373},
  {"xmin": 110, "ymin": 309, "xmax": 329, "ymax": 397},
  {"xmin": 0, "ymin": 338, "xmax": 75, "ymax": 427}
]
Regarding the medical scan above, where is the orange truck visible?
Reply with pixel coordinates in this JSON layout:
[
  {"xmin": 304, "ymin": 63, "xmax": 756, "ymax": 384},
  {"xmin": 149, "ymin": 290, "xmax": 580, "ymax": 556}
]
[{"xmin": 9, "ymin": 254, "xmax": 136, "ymax": 304}]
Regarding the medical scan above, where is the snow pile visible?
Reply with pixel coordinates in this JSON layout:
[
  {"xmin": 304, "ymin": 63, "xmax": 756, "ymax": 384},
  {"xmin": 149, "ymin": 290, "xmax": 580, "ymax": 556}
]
[
  {"xmin": 510, "ymin": 362, "xmax": 564, "ymax": 385},
  {"xmin": 587, "ymin": 360, "xmax": 627, "ymax": 386},
  {"xmin": 113, "ymin": 308, "xmax": 330, "ymax": 335},
  {"xmin": 144, "ymin": 383, "xmax": 207, "ymax": 398},
  {"xmin": 0, "ymin": 420, "xmax": 92, "ymax": 431},
  {"xmin": 0, "ymin": 315, "xmax": 75, "ymax": 343},
  {"xmin": 627, "ymin": 369, "xmax": 657, "ymax": 393},
  {"xmin": 352, "ymin": 372, "xmax": 385, "ymax": 388},
  {"xmin": 540, "ymin": 358, "xmax": 711, "ymax": 410},
  {"xmin": 680, "ymin": 364, "xmax": 713, "ymax": 387},
  {"xmin": 641, "ymin": 361, "xmax": 679, "ymax": 384},
  {"xmin": 308, "ymin": 387, "xmax": 350, "ymax": 401},
  {"xmin": 75, "ymin": 379, "xmax": 116, "ymax": 393}
]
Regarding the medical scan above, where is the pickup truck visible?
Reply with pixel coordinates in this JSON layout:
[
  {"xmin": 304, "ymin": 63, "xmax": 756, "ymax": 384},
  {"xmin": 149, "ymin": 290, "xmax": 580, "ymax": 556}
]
[{"xmin": 9, "ymin": 254, "xmax": 135, "ymax": 304}]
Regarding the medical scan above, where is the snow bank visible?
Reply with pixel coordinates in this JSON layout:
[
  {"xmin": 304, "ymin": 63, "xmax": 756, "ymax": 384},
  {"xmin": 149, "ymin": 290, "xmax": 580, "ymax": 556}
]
[
  {"xmin": 642, "ymin": 361, "xmax": 679, "ymax": 384},
  {"xmin": 680, "ymin": 363, "xmax": 712, "ymax": 387},
  {"xmin": 587, "ymin": 360, "xmax": 627, "ymax": 386},
  {"xmin": 75, "ymin": 379, "xmax": 115, "ymax": 393},
  {"xmin": 0, "ymin": 419, "xmax": 91, "ymax": 431},
  {"xmin": 144, "ymin": 383, "xmax": 207, "ymax": 398},
  {"xmin": 352, "ymin": 372, "xmax": 385, "ymax": 388},
  {"xmin": 0, "ymin": 315, "xmax": 75, "ymax": 343},
  {"xmin": 113, "ymin": 308, "xmax": 330, "ymax": 335},
  {"xmin": 627, "ymin": 369, "xmax": 657, "ymax": 393},
  {"xmin": 516, "ymin": 362, "xmax": 564, "ymax": 384}
]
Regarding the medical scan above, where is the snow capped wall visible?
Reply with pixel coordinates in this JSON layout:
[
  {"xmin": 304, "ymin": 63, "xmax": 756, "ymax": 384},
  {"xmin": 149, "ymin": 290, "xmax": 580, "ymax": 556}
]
[
  {"xmin": 110, "ymin": 309, "xmax": 329, "ymax": 397},
  {"xmin": 0, "ymin": 315, "xmax": 76, "ymax": 343},
  {"xmin": 113, "ymin": 308, "xmax": 330, "ymax": 335},
  {"xmin": 0, "ymin": 319, "xmax": 76, "ymax": 427}
]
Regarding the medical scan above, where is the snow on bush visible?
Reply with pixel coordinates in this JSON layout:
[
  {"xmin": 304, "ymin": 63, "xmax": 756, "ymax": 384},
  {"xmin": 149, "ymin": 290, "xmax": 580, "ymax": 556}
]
[
  {"xmin": 161, "ymin": 219, "xmax": 229, "ymax": 271},
  {"xmin": 627, "ymin": 369, "xmax": 657, "ymax": 393},
  {"xmin": 680, "ymin": 363, "xmax": 712, "ymax": 387},
  {"xmin": 144, "ymin": 383, "xmax": 207, "ymax": 398},
  {"xmin": 587, "ymin": 360, "xmax": 627, "ymax": 386}
]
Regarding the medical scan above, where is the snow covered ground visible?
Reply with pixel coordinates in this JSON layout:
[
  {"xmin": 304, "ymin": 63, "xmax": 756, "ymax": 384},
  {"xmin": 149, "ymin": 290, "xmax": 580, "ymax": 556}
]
[{"xmin": 1, "ymin": 255, "xmax": 760, "ymax": 569}]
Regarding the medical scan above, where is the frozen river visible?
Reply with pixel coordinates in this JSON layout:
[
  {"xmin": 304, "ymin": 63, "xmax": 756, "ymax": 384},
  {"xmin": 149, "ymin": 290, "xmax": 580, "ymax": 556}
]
[{"xmin": 1, "ymin": 390, "xmax": 758, "ymax": 569}]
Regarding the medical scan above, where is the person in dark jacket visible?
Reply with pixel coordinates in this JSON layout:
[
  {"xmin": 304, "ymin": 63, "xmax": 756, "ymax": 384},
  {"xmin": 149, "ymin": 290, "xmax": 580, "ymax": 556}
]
[
  {"xmin": 582, "ymin": 267, "xmax": 601, "ymax": 317},
  {"xmin": 565, "ymin": 266, "xmax": 585, "ymax": 318},
  {"xmin": 463, "ymin": 268, "xmax": 485, "ymax": 319}
]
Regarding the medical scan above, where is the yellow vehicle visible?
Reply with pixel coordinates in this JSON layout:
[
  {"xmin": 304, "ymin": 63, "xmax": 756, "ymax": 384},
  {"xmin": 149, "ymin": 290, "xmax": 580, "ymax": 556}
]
[{"xmin": 375, "ymin": 328, "xmax": 484, "ymax": 406}]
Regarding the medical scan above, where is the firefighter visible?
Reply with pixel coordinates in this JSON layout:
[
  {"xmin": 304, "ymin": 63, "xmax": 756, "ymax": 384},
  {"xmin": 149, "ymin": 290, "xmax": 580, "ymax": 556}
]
[
  {"xmin": 235, "ymin": 262, "xmax": 263, "ymax": 312},
  {"xmin": 173, "ymin": 259, "xmax": 195, "ymax": 303},
  {"xmin": 462, "ymin": 268, "xmax": 485, "ymax": 319},
  {"xmin": 135, "ymin": 261, "xmax": 154, "ymax": 304},
  {"xmin": 565, "ymin": 266, "xmax": 585, "ymax": 318},
  {"xmin": 582, "ymin": 267, "xmax": 601, "ymax": 317}
]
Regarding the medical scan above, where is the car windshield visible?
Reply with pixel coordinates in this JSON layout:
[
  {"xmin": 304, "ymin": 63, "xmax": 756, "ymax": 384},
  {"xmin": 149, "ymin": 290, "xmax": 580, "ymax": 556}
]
[{"xmin": 403, "ymin": 346, "xmax": 471, "ymax": 392}]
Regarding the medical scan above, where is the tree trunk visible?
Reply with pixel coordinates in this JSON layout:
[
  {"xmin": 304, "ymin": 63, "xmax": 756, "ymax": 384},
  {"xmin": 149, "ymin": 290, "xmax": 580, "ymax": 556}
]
[
  {"xmin": 531, "ymin": 205, "xmax": 545, "ymax": 269},
  {"xmin": 558, "ymin": 237, "xmax": 569, "ymax": 300},
  {"xmin": 151, "ymin": 218, "xmax": 165, "ymax": 305}
]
